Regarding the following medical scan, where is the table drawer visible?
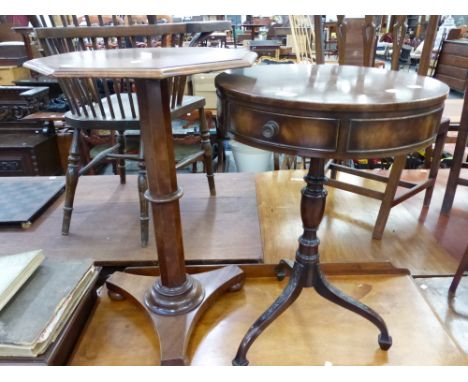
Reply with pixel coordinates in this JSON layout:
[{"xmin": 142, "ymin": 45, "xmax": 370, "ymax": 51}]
[
  {"xmin": 227, "ymin": 102, "xmax": 444, "ymax": 158},
  {"xmin": 229, "ymin": 103, "xmax": 340, "ymax": 154}
]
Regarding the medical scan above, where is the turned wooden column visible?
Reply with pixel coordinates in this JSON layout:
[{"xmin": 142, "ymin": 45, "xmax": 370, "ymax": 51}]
[
  {"xmin": 215, "ymin": 63, "xmax": 449, "ymax": 365},
  {"xmin": 297, "ymin": 158, "xmax": 327, "ymax": 286},
  {"xmin": 136, "ymin": 78, "xmax": 204, "ymax": 314}
]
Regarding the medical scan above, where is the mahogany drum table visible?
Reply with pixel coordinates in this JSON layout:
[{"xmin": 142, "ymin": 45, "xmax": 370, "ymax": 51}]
[
  {"xmin": 24, "ymin": 47, "xmax": 256, "ymax": 365},
  {"xmin": 216, "ymin": 64, "xmax": 449, "ymax": 365}
]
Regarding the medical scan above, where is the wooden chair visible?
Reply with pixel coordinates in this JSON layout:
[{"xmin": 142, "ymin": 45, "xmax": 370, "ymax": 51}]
[
  {"xmin": 441, "ymin": 89, "xmax": 468, "ymax": 214},
  {"xmin": 336, "ymin": 16, "xmax": 380, "ymax": 67},
  {"xmin": 34, "ymin": 21, "xmax": 229, "ymax": 246},
  {"xmin": 317, "ymin": 15, "xmax": 448, "ymax": 239},
  {"xmin": 450, "ymin": 244, "xmax": 468, "ymax": 294}
]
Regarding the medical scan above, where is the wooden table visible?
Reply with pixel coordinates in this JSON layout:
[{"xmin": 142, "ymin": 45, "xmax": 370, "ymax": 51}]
[
  {"xmin": 24, "ymin": 47, "xmax": 256, "ymax": 365},
  {"xmin": 216, "ymin": 63, "xmax": 449, "ymax": 365}
]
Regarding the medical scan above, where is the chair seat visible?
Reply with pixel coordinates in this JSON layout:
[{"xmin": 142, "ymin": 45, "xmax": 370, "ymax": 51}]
[{"xmin": 65, "ymin": 93, "xmax": 206, "ymax": 130}]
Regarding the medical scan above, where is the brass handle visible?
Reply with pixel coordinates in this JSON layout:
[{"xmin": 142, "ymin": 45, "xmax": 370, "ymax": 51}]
[{"xmin": 262, "ymin": 121, "xmax": 279, "ymax": 139}]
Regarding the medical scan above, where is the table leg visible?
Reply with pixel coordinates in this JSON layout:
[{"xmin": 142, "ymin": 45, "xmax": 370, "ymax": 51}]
[
  {"xmin": 233, "ymin": 158, "xmax": 392, "ymax": 366},
  {"xmin": 106, "ymin": 78, "xmax": 244, "ymax": 365}
]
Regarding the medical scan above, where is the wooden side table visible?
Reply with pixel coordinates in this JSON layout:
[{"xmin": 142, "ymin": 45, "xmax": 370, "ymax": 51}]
[
  {"xmin": 216, "ymin": 63, "xmax": 449, "ymax": 365},
  {"xmin": 25, "ymin": 47, "xmax": 257, "ymax": 365}
]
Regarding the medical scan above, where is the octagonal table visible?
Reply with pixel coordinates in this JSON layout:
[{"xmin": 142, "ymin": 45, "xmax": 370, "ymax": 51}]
[{"xmin": 24, "ymin": 47, "xmax": 257, "ymax": 365}]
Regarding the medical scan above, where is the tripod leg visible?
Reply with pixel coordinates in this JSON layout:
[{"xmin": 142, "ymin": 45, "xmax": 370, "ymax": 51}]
[
  {"xmin": 313, "ymin": 264, "xmax": 392, "ymax": 350},
  {"xmin": 232, "ymin": 262, "xmax": 305, "ymax": 366}
]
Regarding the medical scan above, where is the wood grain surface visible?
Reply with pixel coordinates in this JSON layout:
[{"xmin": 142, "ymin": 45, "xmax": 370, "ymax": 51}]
[
  {"xmin": 0, "ymin": 173, "xmax": 263, "ymax": 264},
  {"xmin": 415, "ymin": 276, "xmax": 468, "ymax": 354},
  {"xmin": 1, "ymin": 169, "xmax": 466, "ymax": 272},
  {"xmin": 69, "ymin": 274, "xmax": 467, "ymax": 365},
  {"xmin": 24, "ymin": 47, "xmax": 257, "ymax": 79},
  {"xmin": 256, "ymin": 169, "xmax": 467, "ymax": 276},
  {"xmin": 215, "ymin": 64, "xmax": 449, "ymax": 112},
  {"xmin": 216, "ymin": 64, "xmax": 448, "ymax": 160}
]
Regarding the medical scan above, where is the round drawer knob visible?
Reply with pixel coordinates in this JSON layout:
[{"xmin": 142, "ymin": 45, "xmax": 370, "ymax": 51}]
[{"xmin": 262, "ymin": 121, "xmax": 279, "ymax": 139}]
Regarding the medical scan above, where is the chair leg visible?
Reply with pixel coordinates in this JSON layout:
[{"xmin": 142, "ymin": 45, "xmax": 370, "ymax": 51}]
[
  {"xmin": 449, "ymin": 244, "xmax": 468, "ymax": 295},
  {"xmin": 62, "ymin": 128, "xmax": 81, "ymax": 235},
  {"xmin": 136, "ymin": 138, "xmax": 149, "ymax": 247},
  {"xmin": 117, "ymin": 130, "xmax": 126, "ymax": 184},
  {"xmin": 273, "ymin": 152, "xmax": 280, "ymax": 171},
  {"xmin": 138, "ymin": 163, "xmax": 149, "ymax": 247},
  {"xmin": 372, "ymin": 155, "xmax": 407, "ymax": 240},
  {"xmin": 423, "ymin": 119, "xmax": 449, "ymax": 207},
  {"xmin": 330, "ymin": 159, "xmax": 340, "ymax": 179},
  {"xmin": 441, "ymin": 122, "xmax": 468, "ymax": 214},
  {"xmin": 199, "ymin": 107, "xmax": 216, "ymax": 196},
  {"xmin": 216, "ymin": 140, "xmax": 226, "ymax": 173}
]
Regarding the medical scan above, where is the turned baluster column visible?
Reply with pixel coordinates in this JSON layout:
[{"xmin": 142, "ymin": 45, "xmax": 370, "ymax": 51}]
[
  {"xmin": 135, "ymin": 78, "xmax": 204, "ymax": 315},
  {"xmin": 297, "ymin": 158, "xmax": 327, "ymax": 286},
  {"xmin": 233, "ymin": 158, "xmax": 328, "ymax": 365}
]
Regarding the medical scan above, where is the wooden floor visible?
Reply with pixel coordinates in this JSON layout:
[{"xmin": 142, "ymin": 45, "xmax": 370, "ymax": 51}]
[
  {"xmin": 1, "ymin": 169, "xmax": 466, "ymax": 272},
  {"xmin": 69, "ymin": 272, "xmax": 467, "ymax": 366},
  {"xmin": 1, "ymin": 167, "xmax": 467, "ymax": 365},
  {"xmin": 0, "ymin": 173, "xmax": 263, "ymax": 265},
  {"xmin": 415, "ymin": 276, "xmax": 468, "ymax": 355},
  {"xmin": 257, "ymin": 168, "xmax": 468, "ymax": 276}
]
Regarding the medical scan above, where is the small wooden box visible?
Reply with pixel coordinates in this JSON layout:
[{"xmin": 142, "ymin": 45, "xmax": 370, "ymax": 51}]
[{"xmin": 0, "ymin": 133, "xmax": 62, "ymax": 176}]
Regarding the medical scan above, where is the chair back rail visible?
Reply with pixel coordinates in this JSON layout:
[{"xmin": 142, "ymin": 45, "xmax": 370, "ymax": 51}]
[{"xmin": 332, "ymin": 15, "xmax": 439, "ymax": 72}]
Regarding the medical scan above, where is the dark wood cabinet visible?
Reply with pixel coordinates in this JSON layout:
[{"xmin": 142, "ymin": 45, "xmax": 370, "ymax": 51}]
[
  {"xmin": 435, "ymin": 39, "xmax": 468, "ymax": 93},
  {"xmin": 0, "ymin": 133, "xmax": 61, "ymax": 176}
]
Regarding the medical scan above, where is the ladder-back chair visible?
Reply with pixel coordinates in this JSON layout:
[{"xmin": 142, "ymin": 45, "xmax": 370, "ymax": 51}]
[
  {"xmin": 441, "ymin": 89, "xmax": 468, "ymax": 215},
  {"xmin": 315, "ymin": 15, "xmax": 448, "ymax": 239},
  {"xmin": 34, "ymin": 21, "xmax": 230, "ymax": 246}
]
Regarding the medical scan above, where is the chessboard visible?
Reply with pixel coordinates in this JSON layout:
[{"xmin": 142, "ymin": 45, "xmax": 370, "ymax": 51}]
[{"xmin": 0, "ymin": 177, "xmax": 65, "ymax": 227}]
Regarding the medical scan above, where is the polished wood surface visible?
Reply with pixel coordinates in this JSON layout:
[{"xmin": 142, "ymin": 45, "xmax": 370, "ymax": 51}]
[
  {"xmin": 416, "ymin": 277, "xmax": 468, "ymax": 354},
  {"xmin": 1, "ymin": 170, "xmax": 465, "ymax": 272},
  {"xmin": 24, "ymin": 47, "xmax": 257, "ymax": 79},
  {"xmin": 35, "ymin": 23, "xmax": 225, "ymax": 246},
  {"xmin": 435, "ymin": 39, "xmax": 468, "ymax": 93},
  {"xmin": 0, "ymin": 174, "xmax": 262, "ymax": 264},
  {"xmin": 24, "ymin": 42, "xmax": 257, "ymax": 364},
  {"xmin": 256, "ymin": 169, "xmax": 463, "ymax": 276},
  {"xmin": 394, "ymin": 169, "xmax": 468, "ymax": 265},
  {"xmin": 216, "ymin": 64, "xmax": 448, "ymax": 112},
  {"xmin": 336, "ymin": 17, "xmax": 378, "ymax": 67},
  {"xmin": 215, "ymin": 64, "xmax": 453, "ymax": 363},
  {"xmin": 106, "ymin": 265, "xmax": 244, "ymax": 365},
  {"xmin": 69, "ymin": 273, "xmax": 467, "ymax": 365},
  {"xmin": 450, "ymin": 245, "xmax": 468, "ymax": 294},
  {"xmin": 284, "ymin": 17, "xmax": 443, "ymax": 241},
  {"xmin": 216, "ymin": 64, "xmax": 448, "ymax": 159}
]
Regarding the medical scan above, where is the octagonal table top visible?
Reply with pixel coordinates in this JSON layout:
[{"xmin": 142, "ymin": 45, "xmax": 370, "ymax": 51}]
[{"xmin": 24, "ymin": 47, "xmax": 257, "ymax": 79}]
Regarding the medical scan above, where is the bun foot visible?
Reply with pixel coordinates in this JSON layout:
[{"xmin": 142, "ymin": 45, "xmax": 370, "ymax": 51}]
[
  {"xmin": 108, "ymin": 289, "xmax": 125, "ymax": 301},
  {"xmin": 228, "ymin": 281, "xmax": 244, "ymax": 292}
]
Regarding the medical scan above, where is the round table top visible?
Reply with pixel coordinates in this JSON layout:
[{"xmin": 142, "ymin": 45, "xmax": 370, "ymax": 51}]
[
  {"xmin": 215, "ymin": 64, "xmax": 449, "ymax": 112},
  {"xmin": 24, "ymin": 47, "xmax": 257, "ymax": 79}
]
